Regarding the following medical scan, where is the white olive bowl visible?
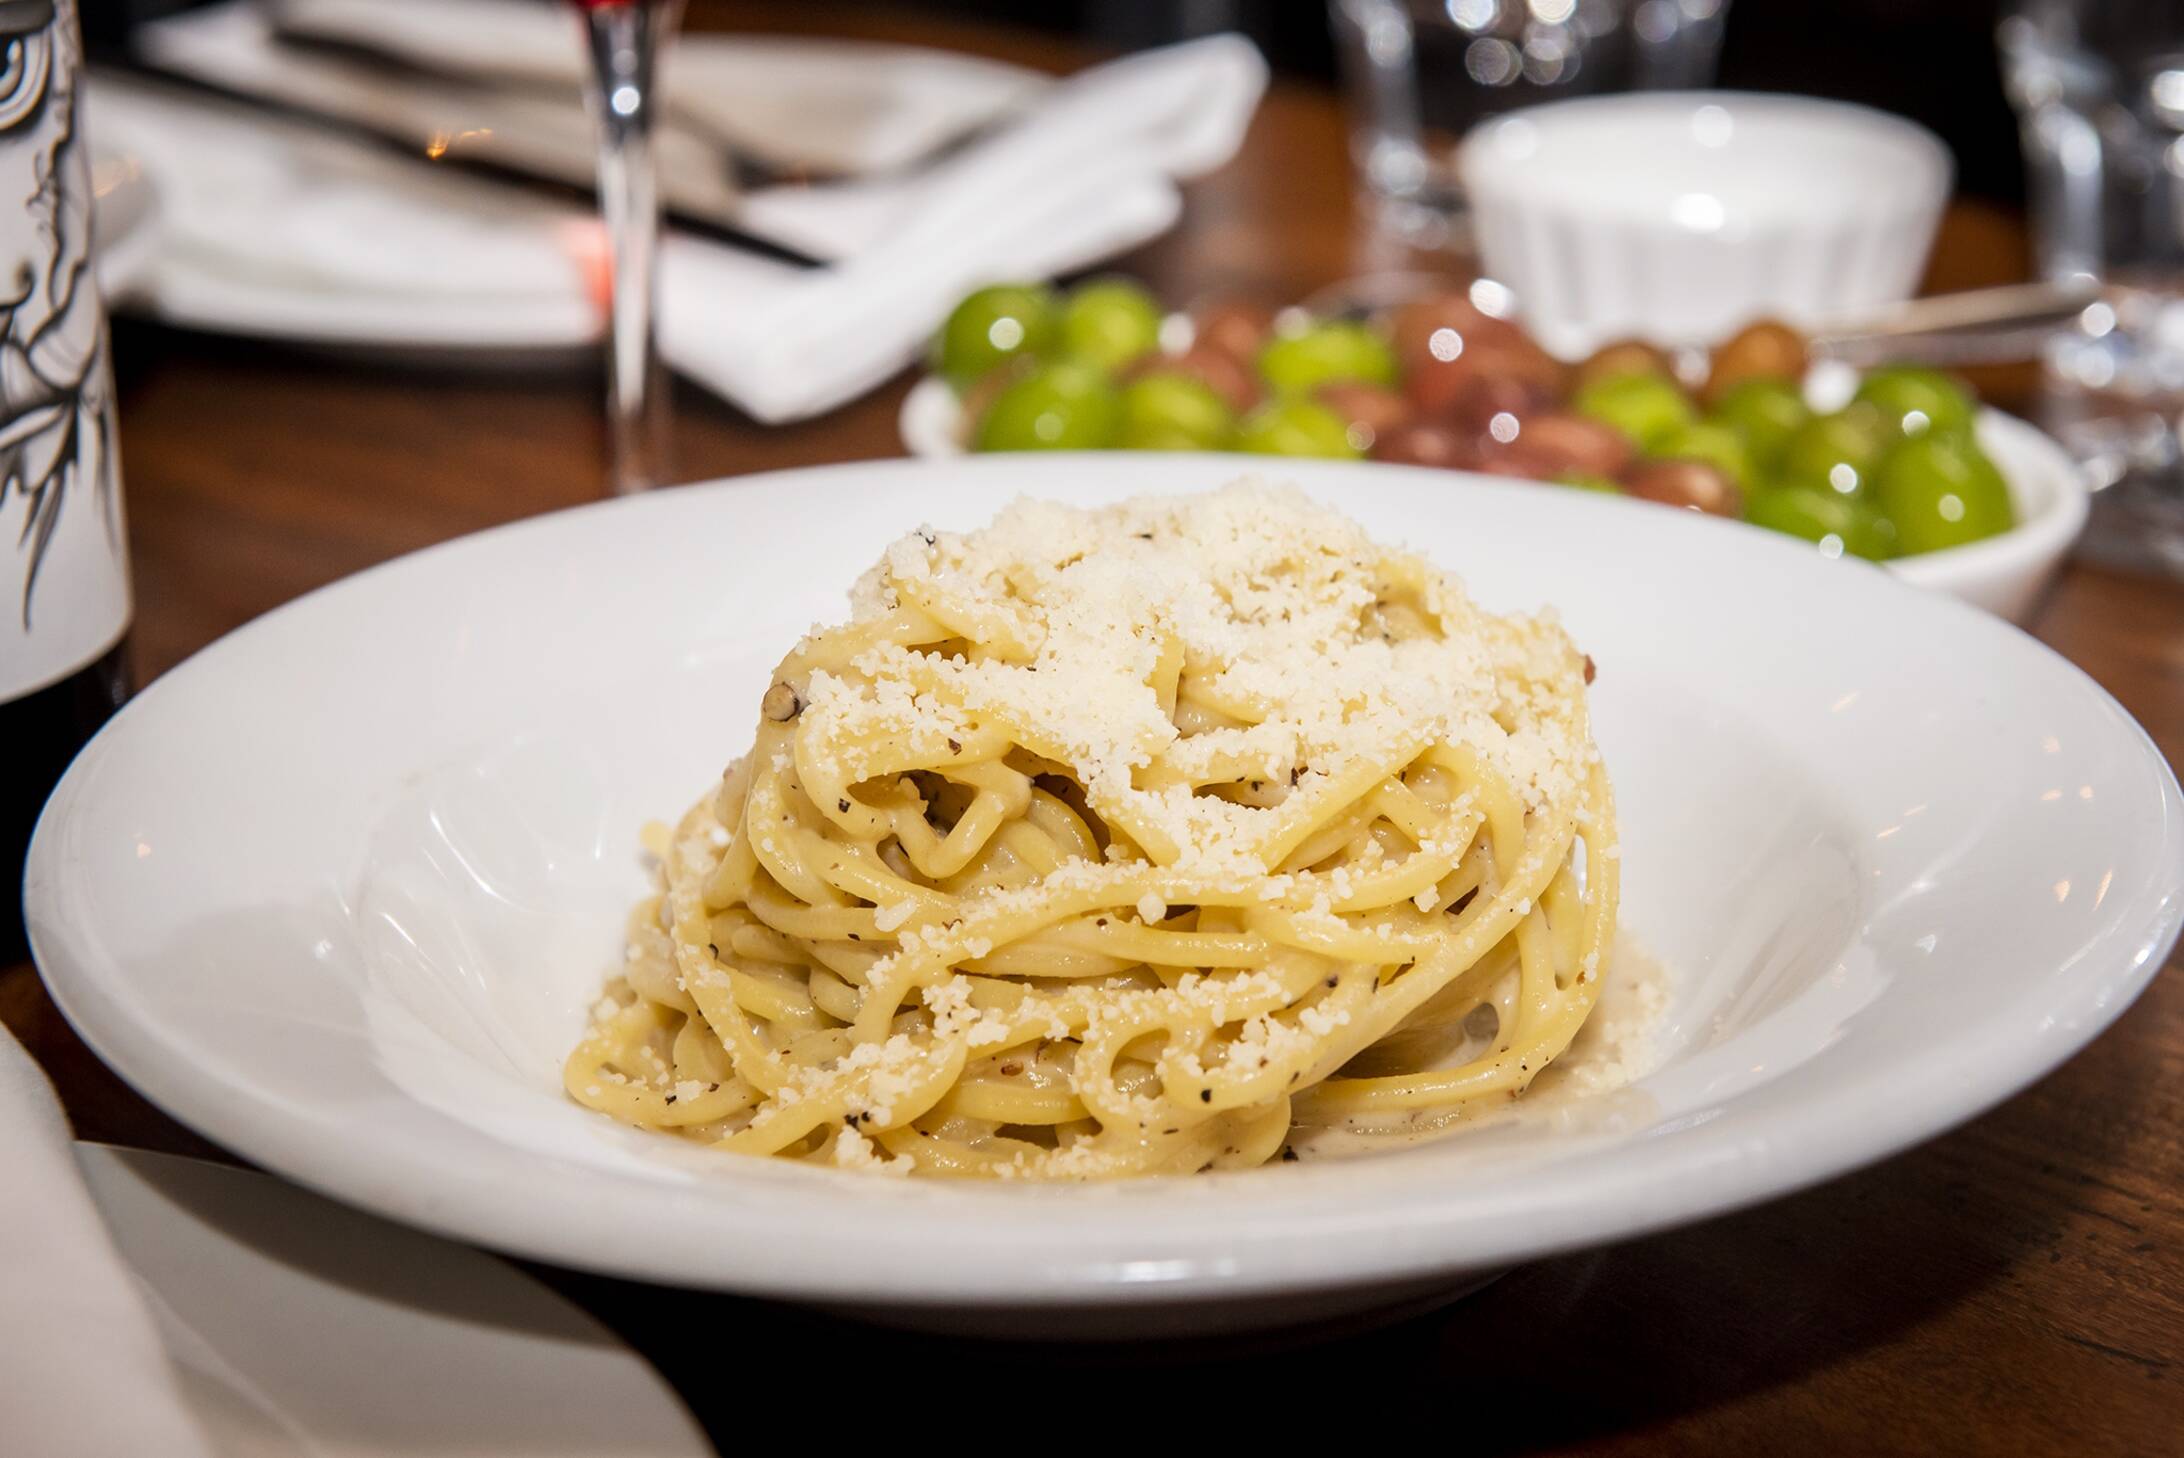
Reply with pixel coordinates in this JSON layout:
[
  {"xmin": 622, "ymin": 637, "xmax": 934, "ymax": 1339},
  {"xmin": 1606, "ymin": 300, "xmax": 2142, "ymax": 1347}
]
[{"xmin": 898, "ymin": 376, "xmax": 2085, "ymax": 624}]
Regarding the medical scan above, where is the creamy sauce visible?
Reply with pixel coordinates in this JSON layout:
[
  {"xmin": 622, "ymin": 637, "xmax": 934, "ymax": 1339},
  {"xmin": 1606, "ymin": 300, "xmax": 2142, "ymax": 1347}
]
[{"xmin": 1289, "ymin": 932, "xmax": 1674, "ymax": 1160}]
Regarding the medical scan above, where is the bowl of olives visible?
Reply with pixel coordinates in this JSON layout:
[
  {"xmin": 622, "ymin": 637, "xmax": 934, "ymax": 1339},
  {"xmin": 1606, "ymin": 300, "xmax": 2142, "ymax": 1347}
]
[{"xmin": 902, "ymin": 278, "xmax": 2088, "ymax": 622}]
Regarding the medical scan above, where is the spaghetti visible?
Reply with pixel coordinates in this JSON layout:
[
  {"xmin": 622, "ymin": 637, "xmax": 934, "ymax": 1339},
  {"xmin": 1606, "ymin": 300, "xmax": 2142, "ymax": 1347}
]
[{"xmin": 567, "ymin": 481, "xmax": 1616, "ymax": 1178}]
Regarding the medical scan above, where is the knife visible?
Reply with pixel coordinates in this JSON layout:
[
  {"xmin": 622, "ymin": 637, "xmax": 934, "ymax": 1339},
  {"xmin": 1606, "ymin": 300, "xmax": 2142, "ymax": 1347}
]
[{"xmin": 121, "ymin": 33, "xmax": 824, "ymax": 267}]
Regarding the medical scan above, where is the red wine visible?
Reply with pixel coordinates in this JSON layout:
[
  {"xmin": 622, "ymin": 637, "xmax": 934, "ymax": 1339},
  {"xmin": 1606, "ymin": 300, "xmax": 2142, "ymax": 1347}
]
[{"xmin": 4, "ymin": 641, "xmax": 128, "ymax": 963}]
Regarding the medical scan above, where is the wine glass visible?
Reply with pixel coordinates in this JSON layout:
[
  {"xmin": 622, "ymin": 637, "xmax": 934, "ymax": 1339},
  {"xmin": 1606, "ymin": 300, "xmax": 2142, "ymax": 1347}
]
[{"xmin": 572, "ymin": 0, "xmax": 685, "ymax": 494}]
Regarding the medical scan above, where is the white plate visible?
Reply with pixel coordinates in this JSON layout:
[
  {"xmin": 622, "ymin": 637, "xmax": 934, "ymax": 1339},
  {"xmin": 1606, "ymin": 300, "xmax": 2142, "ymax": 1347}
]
[
  {"xmin": 898, "ymin": 376, "xmax": 2089, "ymax": 622},
  {"xmin": 89, "ymin": 24, "xmax": 1045, "ymax": 356},
  {"xmin": 75, "ymin": 1144, "xmax": 711, "ymax": 1456},
  {"xmin": 27, "ymin": 457, "xmax": 2181, "ymax": 1336}
]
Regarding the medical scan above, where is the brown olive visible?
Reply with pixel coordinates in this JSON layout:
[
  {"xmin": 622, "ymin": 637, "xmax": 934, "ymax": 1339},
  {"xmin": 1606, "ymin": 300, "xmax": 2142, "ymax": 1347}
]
[
  {"xmin": 1624, "ymin": 458, "xmax": 1743, "ymax": 516},
  {"xmin": 1407, "ymin": 341, "xmax": 1568, "ymax": 421},
  {"xmin": 1387, "ymin": 291, "xmax": 1537, "ymax": 364},
  {"xmin": 1129, "ymin": 342, "xmax": 1260, "ymax": 414},
  {"xmin": 1509, "ymin": 412, "xmax": 1637, "ymax": 478},
  {"xmin": 1573, "ymin": 338, "xmax": 1675, "ymax": 391},
  {"xmin": 1371, "ymin": 420, "xmax": 1476, "ymax": 470},
  {"xmin": 1426, "ymin": 370, "xmax": 1547, "ymax": 433},
  {"xmin": 1191, "ymin": 300, "xmax": 1276, "ymax": 364},
  {"xmin": 957, "ymin": 358, "xmax": 1033, "ymax": 439},
  {"xmin": 1316, "ymin": 381, "xmax": 1414, "ymax": 443},
  {"xmin": 1704, "ymin": 318, "xmax": 1808, "ymax": 403}
]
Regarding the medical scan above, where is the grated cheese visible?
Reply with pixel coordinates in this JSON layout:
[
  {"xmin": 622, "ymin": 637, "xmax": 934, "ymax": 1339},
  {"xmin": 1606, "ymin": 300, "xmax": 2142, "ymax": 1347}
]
[{"xmin": 798, "ymin": 481, "xmax": 1588, "ymax": 881}]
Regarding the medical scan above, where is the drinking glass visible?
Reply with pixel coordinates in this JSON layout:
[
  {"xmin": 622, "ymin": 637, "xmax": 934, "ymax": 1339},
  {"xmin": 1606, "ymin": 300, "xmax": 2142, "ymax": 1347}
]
[
  {"xmin": 1327, "ymin": 0, "xmax": 1731, "ymax": 254},
  {"xmin": 572, "ymin": 0, "xmax": 684, "ymax": 495},
  {"xmin": 2001, "ymin": 0, "xmax": 2184, "ymax": 576}
]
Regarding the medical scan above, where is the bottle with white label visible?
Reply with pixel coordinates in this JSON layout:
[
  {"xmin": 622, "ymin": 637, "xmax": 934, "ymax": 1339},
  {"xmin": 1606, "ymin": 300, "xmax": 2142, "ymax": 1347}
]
[{"xmin": 1, "ymin": 0, "xmax": 131, "ymax": 961}]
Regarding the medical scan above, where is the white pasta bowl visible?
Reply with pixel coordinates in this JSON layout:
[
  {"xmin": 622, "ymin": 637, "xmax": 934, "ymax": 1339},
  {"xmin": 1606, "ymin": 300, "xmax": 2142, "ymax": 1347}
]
[
  {"xmin": 1459, "ymin": 93, "xmax": 1952, "ymax": 357},
  {"xmin": 26, "ymin": 455, "xmax": 2180, "ymax": 1337},
  {"xmin": 900, "ymin": 377, "xmax": 2089, "ymax": 624}
]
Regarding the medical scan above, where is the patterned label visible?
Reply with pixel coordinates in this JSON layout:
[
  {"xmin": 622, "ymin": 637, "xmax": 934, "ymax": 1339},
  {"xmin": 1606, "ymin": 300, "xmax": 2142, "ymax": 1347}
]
[{"xmin": 0, "ymin": 0, "xmax": 128, "ymax": 699}]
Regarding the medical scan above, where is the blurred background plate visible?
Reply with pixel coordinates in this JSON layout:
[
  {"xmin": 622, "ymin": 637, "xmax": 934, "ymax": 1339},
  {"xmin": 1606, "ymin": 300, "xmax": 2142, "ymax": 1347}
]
[
  {"xmin": 84, "ymin": 22, "xmax": 1054, "ymax": 360},
  {"xmin": 75, "ymin": 1143, "xmax": 712, "ymax": 1458}
]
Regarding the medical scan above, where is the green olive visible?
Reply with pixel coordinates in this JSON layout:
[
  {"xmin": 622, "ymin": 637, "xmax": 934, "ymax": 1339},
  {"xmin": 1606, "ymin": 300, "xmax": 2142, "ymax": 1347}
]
[
  {"xmin": 1117, "ymin": 371, "xmax": 1236, "ymax": 450},
  {"xmin": 1853, "ymin": 364, "xmax": 1977, "ymax": 439},
  {"xmin": 1775, "ymin": 404, "xmax": 1892, "ymax": 500},
  {"xmin": 1059, "ymin": 278, "xmax": 1164, "ymax": 373},
  {"xmin": 1235, "ymin": 397, "xmax": 1364, "ymax": 458},
  {"xmin": 933, "ymin": 283, "xmax": 1057, "ymax": 390},
  {"xmin": 1257, "ymin": 321, "xmax": 1399, "ymax": 396},
  {"xmin": 1571, "ymin": 370, "xmax": 1696, "ymax": 451},
  {"xmin": 972, "ymin": 360, "xmax": 1121, "ymax": 451},
  {"xmin": 1573, "ymin": 338, "xmax": 1676, "ymax": 391},
  {"xmin": 1872, "ymin": 433, "xmax": 2016, "ymax": 554},
  {"xmin": 1745, "ymin": 486, "xmax": 1900, "ymax": 560},
  {"xmin": 1651, "ymin": 419, "xmax": 1757, "ymax": 493},
  {"xmin": 1709, "ymin": 377, "xmax": 1812, "ymax": 470}
]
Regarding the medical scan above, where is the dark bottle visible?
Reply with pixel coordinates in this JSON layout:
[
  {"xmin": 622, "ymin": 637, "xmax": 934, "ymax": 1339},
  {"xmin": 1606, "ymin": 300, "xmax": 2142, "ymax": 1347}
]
[
  {"xmin": 5, "ymin": 645, "xmax": 129, "ymax": 962},
  {"xmin": 2, "ymin": 0, "xmax": 132, "ymax": 962}
]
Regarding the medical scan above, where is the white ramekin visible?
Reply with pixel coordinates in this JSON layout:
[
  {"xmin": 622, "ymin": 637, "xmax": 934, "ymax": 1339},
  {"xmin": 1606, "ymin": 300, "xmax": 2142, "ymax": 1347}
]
[{"xmin": 1460, "ymin": 92, "xmax": 1952, "ymax": 357}]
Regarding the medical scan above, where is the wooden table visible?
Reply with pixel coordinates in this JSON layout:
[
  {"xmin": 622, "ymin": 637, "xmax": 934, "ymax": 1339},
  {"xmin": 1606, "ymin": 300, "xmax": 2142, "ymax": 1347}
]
[{"xmin": 8, "ymin": 6, "xmax": 2181, "ymax": 1449}]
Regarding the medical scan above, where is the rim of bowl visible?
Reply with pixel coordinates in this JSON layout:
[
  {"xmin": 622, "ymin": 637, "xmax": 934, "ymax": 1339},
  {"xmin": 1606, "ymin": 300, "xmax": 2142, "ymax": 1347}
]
[
  {"xmin": 1890, "ymin": 409, "xmax": 2088, "ymax": 591},
  {"xmin": 1458, "ymin": 90, "xmax": 1953, "ymax": 228}
]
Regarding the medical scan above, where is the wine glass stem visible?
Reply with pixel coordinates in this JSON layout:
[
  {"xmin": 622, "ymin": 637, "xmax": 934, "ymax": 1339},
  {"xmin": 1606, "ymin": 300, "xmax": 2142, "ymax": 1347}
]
[{"xmin": 582, "ymin": 1, "xmax": 679, "ymax": 494}]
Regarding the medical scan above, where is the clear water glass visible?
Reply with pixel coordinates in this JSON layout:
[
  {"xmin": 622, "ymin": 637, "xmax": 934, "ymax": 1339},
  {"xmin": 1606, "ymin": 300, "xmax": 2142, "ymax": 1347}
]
[
  {"xmin": 2001, "ymin": 0, "xmax": 2184, "ymax": 575},
  {"xmin": 1328, "ymin": 0, "xmax": 1730, "ymax": 253},
  {"xmin": 574, "ymin": 0, "xmax": 684, "ymax": 495}
]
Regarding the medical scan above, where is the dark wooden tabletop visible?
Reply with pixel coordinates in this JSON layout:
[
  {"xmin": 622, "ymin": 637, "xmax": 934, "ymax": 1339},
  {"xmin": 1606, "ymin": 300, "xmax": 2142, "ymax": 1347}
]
[{"xmin": 6, "ymin": 4, "xmax": 2181, "ymax": 1449}]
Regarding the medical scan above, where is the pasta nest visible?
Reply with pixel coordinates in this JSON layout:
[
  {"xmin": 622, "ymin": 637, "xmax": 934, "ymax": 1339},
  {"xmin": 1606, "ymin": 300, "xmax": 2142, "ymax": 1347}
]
[{"xmin": 569, "ymin": 482, "xmax": 1616, "ymax": 1178}]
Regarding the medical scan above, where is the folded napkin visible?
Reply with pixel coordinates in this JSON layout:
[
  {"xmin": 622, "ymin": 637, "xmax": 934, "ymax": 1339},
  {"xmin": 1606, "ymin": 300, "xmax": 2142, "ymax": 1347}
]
[
  {"xmin": 665, "ymin": 34, "xmax": 1264, "ymax": 422},
  {"xmin": 0, "ymin": 1026, "xmax": 214, "ymax": 1458},
  {"xmin": 96, "ymin": 7, "xmax": 1267, "ymax": 422}
]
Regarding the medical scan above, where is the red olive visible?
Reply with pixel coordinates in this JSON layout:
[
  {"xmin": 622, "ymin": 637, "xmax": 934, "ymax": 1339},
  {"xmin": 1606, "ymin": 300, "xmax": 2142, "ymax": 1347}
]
[
  {"xmin": 1407, "ymin": 341, "xmax": 1568, "ymax": 421},
  {"xmin": 1704, "ymin": 318, "xmax": 1808, "ymax": 404},
  {"xmin": 1317, "ymin": 381, "xmax": 1415, "ymax": 443},
  {"xmin": 1507, "ymin": 412, "xmax": 1637, "ymax": 478},
  {"xmin": 1372, "ymin": 420, "xmax": 1476, "ymax": 470},
  {"xmin": 1425, "ymin": 367, "xmax": 1561, "ymax": 433},
  {"xmin": 1574, "ymin": 338, "xmax": 1676, "ymax": 391},
  {"xmin": 1391, "ymin": 292, "xmax": 1552, "ymax": 400},
  {"xmin": 1191, "ymin": 299, "xmax": 1276, "ymax": 365},
  {"xmin": 1387, "ymin": 291, "xmax": 1538, "ymax": 365},
  {"xmin": 1624, "ymin": 458, "xmax": 1743, "ymax": 516},
  {"xmin": 1129, "ymin": 342, "xmax": 1260, "ymax": 414}
]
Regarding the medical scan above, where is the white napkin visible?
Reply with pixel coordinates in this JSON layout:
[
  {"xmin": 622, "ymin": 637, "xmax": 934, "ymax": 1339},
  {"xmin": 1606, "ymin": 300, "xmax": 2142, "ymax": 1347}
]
[
  {"xmin": 665, "ymin": 34, "xmax": 1265, "ymax": 422},
  {"xmin": 96, "ymin": 9, "xmax": 1267, "ymax": 422},
  {"xmin": 0, "ymin": 1026, "xmax": 215, "ymax": 1458}
]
